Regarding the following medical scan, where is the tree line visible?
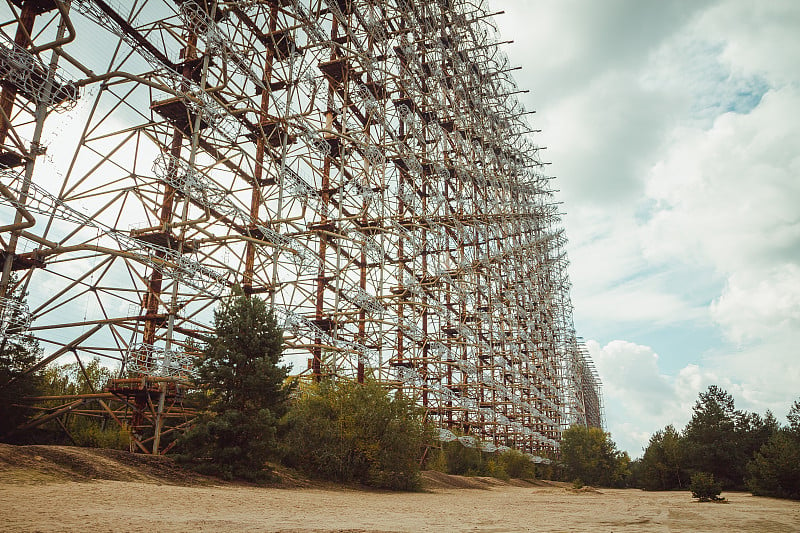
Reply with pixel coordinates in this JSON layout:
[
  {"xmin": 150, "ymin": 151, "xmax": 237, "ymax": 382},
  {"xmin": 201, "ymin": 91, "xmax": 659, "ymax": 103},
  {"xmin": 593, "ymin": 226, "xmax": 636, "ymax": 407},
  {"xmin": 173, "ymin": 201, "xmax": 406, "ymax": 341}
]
[
  {"xmin": 630, "ymin": 385, "xmax": 800, "ymax": 499},
  {"xmin": 4, "ymin": 286, "xmax": 797, "ymax": 496},
  {"xmin": 523, "ymin": 386, "xmax": 800, "ymax": 501}
]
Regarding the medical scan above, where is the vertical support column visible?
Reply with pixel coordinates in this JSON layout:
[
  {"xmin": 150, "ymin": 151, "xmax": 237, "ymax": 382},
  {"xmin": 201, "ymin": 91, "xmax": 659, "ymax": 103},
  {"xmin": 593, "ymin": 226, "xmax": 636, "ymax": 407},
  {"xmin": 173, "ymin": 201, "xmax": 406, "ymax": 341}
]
[
  {"xmin": 243, "ymin": 5, "xmax": 279, "ymax": 296},
  {"xmin": 143, "ymin": 21, "xmax": 205, "ymax": 453},
  {"xmin": 0, "ymin": 2, "xmax": 41, "ymax": 299},
  {"xmin": 312, "ymin": 15, "xmax": 340, "ymax": 382},
  {"xmin": 0, "ymin": 2, "xmax": 37, "ymax": 146}
]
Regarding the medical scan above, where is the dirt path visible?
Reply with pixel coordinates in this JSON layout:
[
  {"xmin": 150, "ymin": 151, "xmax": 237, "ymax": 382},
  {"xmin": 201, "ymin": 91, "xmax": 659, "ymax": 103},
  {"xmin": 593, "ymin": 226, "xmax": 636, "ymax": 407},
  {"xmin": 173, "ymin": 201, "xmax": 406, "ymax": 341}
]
[{"xmin": 1, "ymin": 445, "xmax": 799, "ymax": 532}]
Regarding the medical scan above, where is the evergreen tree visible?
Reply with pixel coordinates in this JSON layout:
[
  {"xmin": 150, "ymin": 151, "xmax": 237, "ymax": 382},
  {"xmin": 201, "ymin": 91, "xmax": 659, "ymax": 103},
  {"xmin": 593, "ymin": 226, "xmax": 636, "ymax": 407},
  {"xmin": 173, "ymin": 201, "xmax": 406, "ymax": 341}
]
[
  {"xmin": 682, "ymin": 386, "xmax": 741, "ymax": 488},
  {"xmin": 746, "ymin": 400, "xmax": 800, "ymax": 500},
  {"xmin": 174, "ymin": 290, "xmax": 291, "ymax": 481},
  {"xmin": 682, "ymin": 386, "xmax": 776, "ymax": 489},
  {"xmin": 0, "ymin": 281, "xmax": 43, "ymax": 438},
  {"xmin": 638, "ymin": 424, "xmax": 686, "ymax": 490},
  {"xmin": 736, "ymin": 410, "xmax": 779, "ymax": 469},
  {"xmin": 787, "ymin": 400, "xmax": 800, "ymax": 433}
]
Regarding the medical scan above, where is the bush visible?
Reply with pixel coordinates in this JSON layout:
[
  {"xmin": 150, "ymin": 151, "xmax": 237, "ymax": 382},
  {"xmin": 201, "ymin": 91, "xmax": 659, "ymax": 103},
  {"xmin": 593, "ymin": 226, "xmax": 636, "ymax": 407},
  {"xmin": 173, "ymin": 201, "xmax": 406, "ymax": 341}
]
[
  {"xmin": 690, "ymin": 471, "xmax": 723, "ymax": 502},
  {"xmin": 423, "ymin": 445, "xmax": 448, "ymax": 472},
  {"xmin": 71, "ymin": 419, "xmax": 130, "ymax": 450},
  {"xmin": 426, "ymin": 429, "xmax": 544, "ymax": 480},
  {"xmin": 426, "ymin": 442, "xmax": 537, "ymax": 481},
  {"xmin": 439, "ymin": 439, "xmax": 486, "ymax": 476},
  {"xmin": 485, "ymin": 458, "xmax": 510, "ymax": 480},
  {"xmin": 282, "ymin": 379, "xmax": 434, "ymax": 490},
  {"xmin": 497, "ymin": 449, "xmax": 536, "ymax": 480}
]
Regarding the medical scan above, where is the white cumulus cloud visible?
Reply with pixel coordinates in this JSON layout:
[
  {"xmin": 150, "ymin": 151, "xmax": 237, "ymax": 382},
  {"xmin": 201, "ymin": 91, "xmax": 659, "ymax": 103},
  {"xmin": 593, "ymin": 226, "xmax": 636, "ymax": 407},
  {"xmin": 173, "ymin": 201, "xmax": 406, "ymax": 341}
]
[{"xmin": 498, "ymin": 0, "xmax": 800, "ymax": 454}]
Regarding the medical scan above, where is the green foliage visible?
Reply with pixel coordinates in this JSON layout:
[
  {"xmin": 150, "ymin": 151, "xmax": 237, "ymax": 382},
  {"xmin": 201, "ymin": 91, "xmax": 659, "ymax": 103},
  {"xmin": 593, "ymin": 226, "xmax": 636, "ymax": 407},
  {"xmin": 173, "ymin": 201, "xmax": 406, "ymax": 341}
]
[
  {"xmin": 682, "ymin": 386, "xmax": 739, "ymax": 489},
  {"xmin": 179, "ymin": 408, "xmax": 281, "ymax": 481},
  {"xmin": 426, "ymin": 442, "xmax": 538, "ymax": 481},
  {"xmin": 496, "ymin": 449, "xmax": 537, "ymax": 480},
  {"xmin": 535, "ymin": 452, "xmax": 560, "ymax": 481},
  {"xmin": 736, "ymin": 410, "xmax": 780, "ymax": 469},
  {"xmin": 0, "ymin": 340, "xmax": 43, "ymax": 437},
  {"xmin": 38, "ymin": 358, "xmax": 128, "ymax": 449},
  {"xmin": 788, "ymin": 400, "xmax": 800, "ymax": 433},
  {"xmin": 42, "ymin": 357, "xmax": 114, "ymax": 397},
  {"xmin": 638, "ymin": 425, "xmax": 687, "ymax": 490},
  {"xmin": 423, "ymin": 445, "xmax": 448, "ymax": 472},
  {"xmin": 174, "ymin": 291, "xmax": 291, "ymax": 482},
  {"xmin": 438, "ymin": 439, "xmax": 486, "ymax": 476},
  {"xmin": 630, "ymin": 387, "xmax": 796, "ymax": 501},
  {"xmin": 746, "ymin": 400, "xmax": 800, "ymax": 500},
  {"xmin": 484, "ymin": 457, "xmax": 510, "ymax": 480},
  {"xmin": 197, "ymin": 291, "xmax": 289, "ymax": 414},
  {"xmin": 682, "ymin": 386, "xmax": 776, "ymax": 490},
  {"xmin": 560, "ymin": 425, "xmax": 630, "ymax": 487},
  {"xmin": 69, "ymin": 417, "xmax": 131, "ymax": 449},
  {"xmin": 0, "ymin": 283, "xmax": 43, "ymax": 438},
  {"xmin": 690, "ymin": 471, "xmax": 723, "ymax": 501},
  {"xmin": 282, "ymin": 378, "xmax": 434, "ymax": 490}
]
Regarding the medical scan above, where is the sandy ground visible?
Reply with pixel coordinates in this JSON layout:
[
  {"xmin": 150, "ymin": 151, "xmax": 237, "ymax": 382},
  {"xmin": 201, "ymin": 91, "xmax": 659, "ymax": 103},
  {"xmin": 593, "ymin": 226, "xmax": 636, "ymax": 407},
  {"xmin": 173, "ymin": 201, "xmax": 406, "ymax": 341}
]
[
  {"xmin": 3, "ymin": 480, "xmax": 800, "ymax": 532},
  {"xmin": 1, "ymin": 446, "xmax": 799, "ymax": 532}
]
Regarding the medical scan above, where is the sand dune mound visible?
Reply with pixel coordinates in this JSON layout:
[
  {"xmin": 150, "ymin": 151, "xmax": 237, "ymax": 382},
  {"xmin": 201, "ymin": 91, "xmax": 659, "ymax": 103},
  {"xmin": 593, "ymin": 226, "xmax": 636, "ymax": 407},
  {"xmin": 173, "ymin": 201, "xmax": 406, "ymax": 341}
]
[
  {"xmin": 1, "ymin": 444, "xmax": 545, "ymax": 490},
  {"xmin": 0, "ymin": 443, "xmax": 211, "ymax": 485}
]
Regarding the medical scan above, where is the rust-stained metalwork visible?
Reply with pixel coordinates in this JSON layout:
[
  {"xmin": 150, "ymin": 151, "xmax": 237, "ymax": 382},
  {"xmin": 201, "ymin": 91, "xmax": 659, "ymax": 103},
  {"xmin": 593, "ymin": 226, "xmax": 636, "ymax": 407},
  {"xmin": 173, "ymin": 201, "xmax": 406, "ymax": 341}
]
[{"xmin": 0, "ymin": 0, "xmax": 602, "ymax": 457}]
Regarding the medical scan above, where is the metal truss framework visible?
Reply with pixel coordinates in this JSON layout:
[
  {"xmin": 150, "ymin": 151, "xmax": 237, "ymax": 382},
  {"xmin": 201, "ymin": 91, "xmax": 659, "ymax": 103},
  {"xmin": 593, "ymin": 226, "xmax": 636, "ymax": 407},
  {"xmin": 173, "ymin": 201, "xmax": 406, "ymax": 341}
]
[{"xmin": 0, "ymin": 0, "xmax": 602, "ymax": 456}]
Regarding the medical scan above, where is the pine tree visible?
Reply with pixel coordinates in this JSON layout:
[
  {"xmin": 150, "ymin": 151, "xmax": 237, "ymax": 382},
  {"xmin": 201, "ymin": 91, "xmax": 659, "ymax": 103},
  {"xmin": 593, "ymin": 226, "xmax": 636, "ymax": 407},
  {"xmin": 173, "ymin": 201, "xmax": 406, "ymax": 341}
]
[
  {"xmin": 746, "ymin": 400, "xmax": 800, "ymax": 500},
  {"xmin": 682, "ymin": 386, "xmax": 741, "ymax": 488},
  {"xmin": 0, "ymin": 279, "xmax": 43, "ymax": 438},
  {"xmin": 682, "ymin": 386, "xmax": 776, "ymax": 490},
  {"xmin": 174, "ymin": 290, "xmax": 292, "ymax": 481},
  {"xmin": 639, "ymin": 424, "xmax": 686, "ymax": 490}
]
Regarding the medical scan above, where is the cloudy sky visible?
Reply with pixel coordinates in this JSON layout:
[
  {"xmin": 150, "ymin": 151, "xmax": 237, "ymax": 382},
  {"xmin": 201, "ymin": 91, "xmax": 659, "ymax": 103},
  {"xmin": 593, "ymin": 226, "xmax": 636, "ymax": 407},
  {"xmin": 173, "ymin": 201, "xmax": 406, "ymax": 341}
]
[{"xmin": 495, "ymin": 0, "xmax": 800, "ymax": 456}]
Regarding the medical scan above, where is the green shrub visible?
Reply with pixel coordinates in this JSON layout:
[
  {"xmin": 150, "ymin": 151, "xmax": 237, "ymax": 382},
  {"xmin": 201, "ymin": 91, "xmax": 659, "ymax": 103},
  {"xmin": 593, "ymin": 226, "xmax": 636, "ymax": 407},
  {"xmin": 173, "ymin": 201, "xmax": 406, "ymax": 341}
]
[
  {"xmin": 282, "ymin": 379, "xmax": 434, "ymax": 490},
  {"xmin": 440, "ymin": 439, "xmax": 486, "ymax": 476},
  {"xmin": 690, "ymin": 471, "xmax": 723, "ymax": 501},
  {"xmin": 426, "ymin": 441, "xmax": 537, "ymax": 481},
  {"xmin": 560, "ymin": 425, "xmax": 630, "ymax": 487},
  {"xmin": 537, "ymin": 460, "xmax": 559, "ymax": 481},
  {"xmin": 71, "ymin": 419, "xmax": 130, "ymax": 449},
  {"xmin": 424, "ymin": 446, "xmax": 448, "ymax": 472},
  {"xmin": 497, "ymin": 449, "xmax": 536, "ymax": 480},
  {"xmin": 485, "ymin": 458, "xmax": 510, "ymax": 480}
]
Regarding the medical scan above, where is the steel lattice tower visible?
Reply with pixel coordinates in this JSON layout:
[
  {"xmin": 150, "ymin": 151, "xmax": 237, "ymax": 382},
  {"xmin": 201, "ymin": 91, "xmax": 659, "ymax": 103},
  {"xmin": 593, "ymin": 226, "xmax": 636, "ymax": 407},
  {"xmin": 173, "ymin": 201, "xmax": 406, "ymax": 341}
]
[{"xmin": 0, "ymin": 0, "xmax": 602, "ymax": 457}]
